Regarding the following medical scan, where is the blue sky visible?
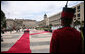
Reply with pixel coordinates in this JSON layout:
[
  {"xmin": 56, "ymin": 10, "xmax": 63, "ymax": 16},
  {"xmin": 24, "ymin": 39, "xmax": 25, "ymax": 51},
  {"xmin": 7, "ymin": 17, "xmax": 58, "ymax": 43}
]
[{"xmin": 1, "ymin": 1, "xmax": 84, "ymax": 21}]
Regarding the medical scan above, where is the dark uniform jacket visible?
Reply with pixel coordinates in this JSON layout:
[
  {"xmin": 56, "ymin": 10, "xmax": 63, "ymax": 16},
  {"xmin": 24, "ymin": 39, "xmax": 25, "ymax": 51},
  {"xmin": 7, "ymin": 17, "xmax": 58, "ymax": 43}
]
[{"xmin": 50, "ymin": 27, "xmax": 82, "ymax": 53}]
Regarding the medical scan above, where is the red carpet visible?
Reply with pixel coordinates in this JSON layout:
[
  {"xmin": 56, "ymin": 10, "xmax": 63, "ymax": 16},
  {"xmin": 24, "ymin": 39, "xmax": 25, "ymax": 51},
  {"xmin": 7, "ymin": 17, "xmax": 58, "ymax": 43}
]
[
  {"xmin": 1, "ymin": 29, "xmax": 31, "ymax": 53},
  {"xmin": 1, "ymin": 30, "xmax": 51, "ymax": 53}
]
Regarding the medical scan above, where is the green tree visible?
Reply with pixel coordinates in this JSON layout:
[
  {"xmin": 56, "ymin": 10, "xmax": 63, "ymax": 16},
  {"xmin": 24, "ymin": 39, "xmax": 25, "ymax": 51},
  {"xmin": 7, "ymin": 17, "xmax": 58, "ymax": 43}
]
[
  {"xmin": 1, "ymin": 10, "xmax": 6, "ymax": 28},
  {"xmin": 49, "ymin": 24, "xmax": 52, "ymax": 28}
]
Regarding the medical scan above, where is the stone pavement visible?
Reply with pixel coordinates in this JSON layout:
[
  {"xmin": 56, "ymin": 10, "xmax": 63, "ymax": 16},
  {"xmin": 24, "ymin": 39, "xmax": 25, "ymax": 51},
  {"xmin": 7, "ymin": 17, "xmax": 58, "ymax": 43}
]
[
  {"xmin": 1, "ymin": 31, "xmax": 24, "ymax": 51},
  {"xmin": 1, "ymin": 29, "xmax": 52, "ymax": 53},
  {"xmin": 29, "ymin": 29, "xmax": 52, "ymax": 53}
]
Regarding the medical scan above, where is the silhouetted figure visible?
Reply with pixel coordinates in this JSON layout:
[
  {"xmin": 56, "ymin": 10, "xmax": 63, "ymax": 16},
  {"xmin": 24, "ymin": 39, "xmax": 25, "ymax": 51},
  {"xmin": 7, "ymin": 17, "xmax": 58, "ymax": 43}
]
[{"xmin": 50, "ymin": 5, "xmax": 82, "ymax": 53}]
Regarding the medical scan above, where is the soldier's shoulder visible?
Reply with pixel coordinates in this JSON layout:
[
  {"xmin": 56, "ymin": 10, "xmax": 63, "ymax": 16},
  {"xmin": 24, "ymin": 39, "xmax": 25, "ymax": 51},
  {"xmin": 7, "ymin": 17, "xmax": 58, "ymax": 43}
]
[
  {"xmin": 57, "ymin": 27, "xmax": 63, "ymax": 30},
  {"xmin": 57, "ymin": 26, "xmax": 64, "ymax": 30},
  {"xmin": 53, "ymin": 27, "xmax": 63, "ymax": 32}
]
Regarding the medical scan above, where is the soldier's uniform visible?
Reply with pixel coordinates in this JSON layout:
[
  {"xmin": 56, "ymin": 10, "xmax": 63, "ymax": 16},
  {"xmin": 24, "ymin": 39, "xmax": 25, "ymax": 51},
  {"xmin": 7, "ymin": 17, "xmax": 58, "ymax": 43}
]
[{"xmin": 50, "ymin": 7, "xmax": 82, "ymax": 53}]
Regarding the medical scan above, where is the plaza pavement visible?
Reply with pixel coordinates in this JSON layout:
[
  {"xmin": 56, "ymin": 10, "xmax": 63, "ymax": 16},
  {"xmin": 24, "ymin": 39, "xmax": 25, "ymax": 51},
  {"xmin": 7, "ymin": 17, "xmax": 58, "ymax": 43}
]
[
  {"xmin": 1, "ymin": 31, "xmax": 24, "ymax": 51},
  {"xmin": 1, "ymin": 29, "xmax": 52, "ymax": 53},
  {"xmin": 30, "ymin": 29, "xmax": 52, "ymax": 53}
]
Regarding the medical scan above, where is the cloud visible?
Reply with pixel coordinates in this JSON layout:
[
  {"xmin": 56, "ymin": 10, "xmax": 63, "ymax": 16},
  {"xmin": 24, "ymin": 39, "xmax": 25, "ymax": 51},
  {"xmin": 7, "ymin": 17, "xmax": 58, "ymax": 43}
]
[
  {"xmin": 68, "ymin": 1, "xmax": 84, "ymax": 7},
  {"xmin": 1, "ymin": 1, "xmax": 84, "ymax": 21}
]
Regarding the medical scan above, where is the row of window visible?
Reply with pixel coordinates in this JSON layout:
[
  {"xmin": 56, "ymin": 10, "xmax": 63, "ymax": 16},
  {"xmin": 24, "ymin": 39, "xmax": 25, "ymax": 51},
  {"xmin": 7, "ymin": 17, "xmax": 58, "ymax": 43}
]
[
  {"xmin": 74, "ymin": 13, "xmax": 80, "ymax": 17},
  {"xmin": 73, "ymin": 5, "xmax": 81, "ymax": 21},
  {"xmin": 74, "ymin": 5, "xmax": 80, "ymax": 12},
  {"xmin": 74, "ymin": 5, "xmax": 80, "ymax": 10}
]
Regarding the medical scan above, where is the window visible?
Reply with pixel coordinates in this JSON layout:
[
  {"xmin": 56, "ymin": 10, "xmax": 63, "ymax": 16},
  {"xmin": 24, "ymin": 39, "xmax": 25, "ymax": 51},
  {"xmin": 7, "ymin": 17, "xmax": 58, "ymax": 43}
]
[
  {"xmin": 77, "ymin": 13, "xmax": 80, "ymax": 17},
  {"xmin": 74, "ymin": 15, "xmax": 76, "ymax": 18},
  {"xmin": 73, "ymin": 7, "xmax": 76, "ymax": 13},
  {"xmin": 82, "ymin": 21, "xmax": 84, "ymax": 23},
  {"xmin": 74, "ymin": 7, "xmax": 76, "ymax": 11},
  {"xmin": 77, "ymin": 5, "xmax": 80, "ymax": 12},
  {"xmin": 74, "ymin": 18, "xmax": 76, "ymax": 20},
  {"xmin": 77, "ymin": 5, "xmax": 80, "ymax": 9}
]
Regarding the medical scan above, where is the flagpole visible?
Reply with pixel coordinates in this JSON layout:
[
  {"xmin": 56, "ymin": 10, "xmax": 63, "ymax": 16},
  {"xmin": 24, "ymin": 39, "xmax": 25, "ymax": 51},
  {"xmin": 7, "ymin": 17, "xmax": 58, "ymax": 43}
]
[{"xmin": 65, "ymin": 1, "xmax": 68, "ymax": 8}]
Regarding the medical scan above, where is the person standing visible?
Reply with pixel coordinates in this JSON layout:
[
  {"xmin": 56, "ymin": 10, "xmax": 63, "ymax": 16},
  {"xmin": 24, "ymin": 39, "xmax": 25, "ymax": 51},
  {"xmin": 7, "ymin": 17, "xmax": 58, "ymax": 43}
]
[{"xmin": 50, "ymin": 6, "xmax": 82, "ymax": 53}]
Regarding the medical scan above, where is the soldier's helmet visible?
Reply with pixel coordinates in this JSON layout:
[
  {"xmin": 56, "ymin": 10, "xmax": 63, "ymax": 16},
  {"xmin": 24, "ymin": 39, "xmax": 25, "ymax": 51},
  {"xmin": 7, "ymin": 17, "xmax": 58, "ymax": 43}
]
[{"xmin": 61, "ymin": 7, "xmax": 75, "ymax": 19}]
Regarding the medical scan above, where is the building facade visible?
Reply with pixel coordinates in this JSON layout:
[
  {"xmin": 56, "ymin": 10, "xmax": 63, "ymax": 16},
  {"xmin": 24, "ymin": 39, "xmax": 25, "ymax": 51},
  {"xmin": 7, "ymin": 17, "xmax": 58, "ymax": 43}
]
[
  {"xmin": 22, "ymin": 19, "xmax": 37, "ymax": 28},
  {"xmin": 6, "ymin": 2, "xmax": 84, "ymax": 29},
  {"xmin": 6, "ymin": 19, "xmax": 15, "ymax": 29},
  {"xmin": 37, "ymin": 14, "xmax": 49, "ymax": 27},
  {"xmin": 6, "ymin": 19, "xmax": 37, "ymax": 29},
  {"xmin": 39, "ymin": 2, "xmax": 84, "ymax": 27},
  {"xmin": 48, "ymin": 12, "xmax": 61, "ymax": 26},
  {"xmin": 72, "ymin": 2, "xmax": 84, "ymax": 25}
]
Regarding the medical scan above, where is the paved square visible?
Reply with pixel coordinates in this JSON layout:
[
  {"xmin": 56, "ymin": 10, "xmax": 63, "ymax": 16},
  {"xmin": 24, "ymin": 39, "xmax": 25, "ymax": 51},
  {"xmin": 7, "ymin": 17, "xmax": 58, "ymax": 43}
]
[{"xmin": 1, "ymin": 29, "xmax": 52, "ymax": 53}]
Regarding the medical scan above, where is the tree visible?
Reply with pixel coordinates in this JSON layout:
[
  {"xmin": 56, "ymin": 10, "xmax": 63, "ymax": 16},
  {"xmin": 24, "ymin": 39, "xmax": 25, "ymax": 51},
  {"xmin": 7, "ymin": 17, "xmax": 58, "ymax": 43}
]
[
  {"xmin": 49, "ymin": 24, "xmax": 52, "ymax": 28},
  {"xmin": 1, "ymin": 10, "xmax": 6, "ymax": 28}
]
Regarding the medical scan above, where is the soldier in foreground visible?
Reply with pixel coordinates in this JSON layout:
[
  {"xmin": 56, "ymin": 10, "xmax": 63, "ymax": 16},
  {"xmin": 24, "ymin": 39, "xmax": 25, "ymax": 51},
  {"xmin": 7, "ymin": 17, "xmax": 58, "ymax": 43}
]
[{"xmin": 50, "ymin": 3, "xmax": 82, "ymax": 53}]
